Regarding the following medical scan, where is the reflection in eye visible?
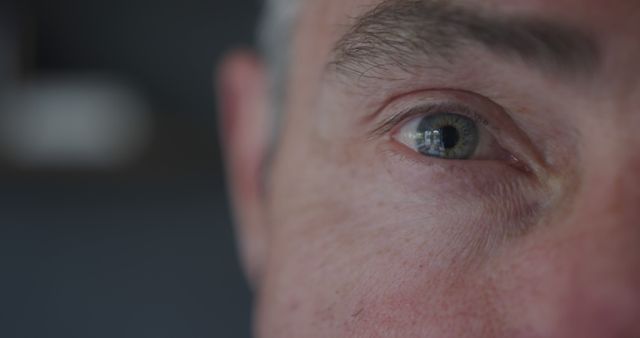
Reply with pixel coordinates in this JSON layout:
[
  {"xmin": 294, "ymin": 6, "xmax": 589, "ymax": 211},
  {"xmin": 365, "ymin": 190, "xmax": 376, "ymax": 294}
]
[{"xmin": 396, "ymin": 112, "xmax": 480, "ymax": 160}]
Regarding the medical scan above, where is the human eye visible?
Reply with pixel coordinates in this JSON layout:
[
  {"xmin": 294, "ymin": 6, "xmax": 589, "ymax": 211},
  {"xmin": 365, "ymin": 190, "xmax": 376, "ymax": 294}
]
[
  {"xmin": 370, "ymin": 90, "xmax": 539, "ymax": 172},
  {"xmin": 392, "ymin": 103, "xmax": 511, "ymax": 161}
]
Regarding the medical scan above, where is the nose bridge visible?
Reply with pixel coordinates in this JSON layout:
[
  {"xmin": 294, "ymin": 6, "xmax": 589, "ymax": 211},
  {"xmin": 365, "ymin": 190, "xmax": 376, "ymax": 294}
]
[
  {"xmin": 540, "ymin": 126, "xmax": 640, "ymax": 337},
  {"xmin": 566, "ymin": 110, "xmax": 640, "ymax": 289},
  {"xmin": 575, "ymin": 92, "xmax": 640, "ymax": 228},
  {"xmin": 572, "ymin": 115, "xmax": 640, "ymax": 256},
  {"xmin": 574, "ymin": 154, "xmax": 640, "ymax": 283},
  {"xmin": 595, "ymin": 111, "xmax": 640, "ymax": 224},
  {"xmin": 570, "ymin": 149, "xmax": 640, "ymax": 267}
]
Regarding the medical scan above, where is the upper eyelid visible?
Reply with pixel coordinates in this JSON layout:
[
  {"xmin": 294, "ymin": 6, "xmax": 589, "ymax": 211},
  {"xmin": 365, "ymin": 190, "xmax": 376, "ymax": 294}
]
[{"xmin": 368, "ymin": 101, "xmax": 491, "ymax": 139}]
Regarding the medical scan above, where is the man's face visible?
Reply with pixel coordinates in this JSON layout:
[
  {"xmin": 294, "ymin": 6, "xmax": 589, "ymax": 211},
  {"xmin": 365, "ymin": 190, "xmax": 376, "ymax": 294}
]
[{"xmin": 220, "ymin": 0, "xmax": 640, "ymax": 336}]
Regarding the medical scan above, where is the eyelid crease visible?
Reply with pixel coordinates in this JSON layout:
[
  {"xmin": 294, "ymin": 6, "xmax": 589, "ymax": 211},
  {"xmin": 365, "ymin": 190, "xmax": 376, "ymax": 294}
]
[
  {"xmin": 368, "ymin": 101, "xmax": 490, "ymax": 140},
  {"xmin": 359, "ymin": 87, "xmax": 496, "ymax": 130}
]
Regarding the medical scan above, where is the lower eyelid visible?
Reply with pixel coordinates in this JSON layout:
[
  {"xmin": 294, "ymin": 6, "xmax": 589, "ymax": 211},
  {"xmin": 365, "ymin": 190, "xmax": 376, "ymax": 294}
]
[
  {"xmin": 377, "ymin": 140, "xmax": 541, "ymax": 199},
  {"xmin": 378, "ymin": 139, "xmax": 544, "ymax": 200}
]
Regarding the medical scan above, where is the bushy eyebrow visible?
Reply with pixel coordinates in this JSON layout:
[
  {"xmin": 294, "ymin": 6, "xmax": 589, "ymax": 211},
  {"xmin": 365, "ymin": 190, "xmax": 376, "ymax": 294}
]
[{"xmin": 328, "ymin": 0, "xmax": 600, "ymax": 81}]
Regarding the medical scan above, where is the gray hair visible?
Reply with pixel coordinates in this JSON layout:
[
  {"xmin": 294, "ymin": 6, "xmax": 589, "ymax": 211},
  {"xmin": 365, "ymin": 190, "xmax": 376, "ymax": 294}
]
[
  {"xmin": 257, "ymin": 0, "xmax": 302, "ymax": 185},
  {"xmin": 258, "ymin": 0, "xmax": 301, "ymax": 118}
]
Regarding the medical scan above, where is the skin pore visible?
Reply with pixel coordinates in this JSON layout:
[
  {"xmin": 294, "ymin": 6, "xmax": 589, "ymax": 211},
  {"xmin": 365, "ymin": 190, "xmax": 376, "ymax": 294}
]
[{"xmin": 219, "ymin": 0, "xmax": 640, "ymax": 337}]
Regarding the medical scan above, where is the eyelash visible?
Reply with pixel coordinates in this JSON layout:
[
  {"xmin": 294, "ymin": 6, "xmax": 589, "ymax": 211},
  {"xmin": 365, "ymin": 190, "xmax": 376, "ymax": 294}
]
[{"xmin": 368, "ymin": 101, "xmax": 491, "ymax": 140}]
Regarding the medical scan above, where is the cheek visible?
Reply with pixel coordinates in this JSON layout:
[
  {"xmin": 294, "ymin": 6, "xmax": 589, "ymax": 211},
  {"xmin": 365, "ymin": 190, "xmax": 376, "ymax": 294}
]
[
  {"xmin": 376, "ymin": 141, "xmax": 547, "ymax": 241},
  {"xmin": 339, "ymin": 263, "xmax": 508, "ymax": 338},
  {"xmin": 262, "ymin": 162, "xmax": 519, "ymax": 337},
  {"xmin": 262, "ymin": 216, "xmax": 507, "ymax": 338},
  {"xmin": 262, "ymin": 130, "xmax": 546, "ymax": 337}
]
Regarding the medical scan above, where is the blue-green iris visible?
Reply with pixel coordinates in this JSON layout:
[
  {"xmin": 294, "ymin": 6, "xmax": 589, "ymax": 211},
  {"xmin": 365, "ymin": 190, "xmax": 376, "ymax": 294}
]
[{"xmin": 416, "ymin": 113, "xmax": 479, "ymax": 159}]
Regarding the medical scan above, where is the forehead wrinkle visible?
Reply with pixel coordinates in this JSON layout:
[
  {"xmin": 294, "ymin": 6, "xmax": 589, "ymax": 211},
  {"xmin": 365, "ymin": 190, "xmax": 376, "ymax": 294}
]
[{"xmin": 327, "ymin": 0, "xmax": 600, "ymax": 83}]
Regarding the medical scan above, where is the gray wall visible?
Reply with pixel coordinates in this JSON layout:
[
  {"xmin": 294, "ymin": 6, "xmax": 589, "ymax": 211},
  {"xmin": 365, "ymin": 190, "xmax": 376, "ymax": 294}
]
[{"xmin": 1, "ymin": 1, "xmax": 259, "ymax": 337}]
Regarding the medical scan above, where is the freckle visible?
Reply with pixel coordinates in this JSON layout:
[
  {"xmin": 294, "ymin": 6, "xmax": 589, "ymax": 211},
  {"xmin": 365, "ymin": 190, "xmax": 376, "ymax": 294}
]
[
  {"xmin": 288, "ymin": 301, "xmax": 300, "ymax": 312},
  {"xmin": 379, "ymin": 247, "xmax": 392, "ymax": 255}
]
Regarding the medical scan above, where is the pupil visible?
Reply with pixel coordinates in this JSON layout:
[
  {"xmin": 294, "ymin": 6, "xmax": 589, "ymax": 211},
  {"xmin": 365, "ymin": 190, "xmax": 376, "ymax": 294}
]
[{"xmin": 440, "ymin": 125, "xmax": 460, "ymax": 149}]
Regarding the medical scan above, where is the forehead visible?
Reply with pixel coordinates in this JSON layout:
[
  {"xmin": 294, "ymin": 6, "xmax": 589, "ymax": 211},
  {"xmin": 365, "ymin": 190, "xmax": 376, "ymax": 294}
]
[{"xmin": 297, "ymin": 0, "xmax": 640, "ymax": 39}]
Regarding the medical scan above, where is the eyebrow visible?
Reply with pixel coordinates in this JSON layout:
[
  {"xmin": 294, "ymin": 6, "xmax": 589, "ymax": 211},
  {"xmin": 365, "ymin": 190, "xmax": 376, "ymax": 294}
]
[{"xmin": 328, "ymin": 0, "xmax": 600, "ymax": 81}]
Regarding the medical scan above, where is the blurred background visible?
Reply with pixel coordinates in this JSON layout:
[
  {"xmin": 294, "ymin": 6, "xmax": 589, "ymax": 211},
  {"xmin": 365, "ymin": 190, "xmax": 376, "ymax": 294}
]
[{"xmin": 0, "ymin": 0, "xmax": 260, "ymax": 337}]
